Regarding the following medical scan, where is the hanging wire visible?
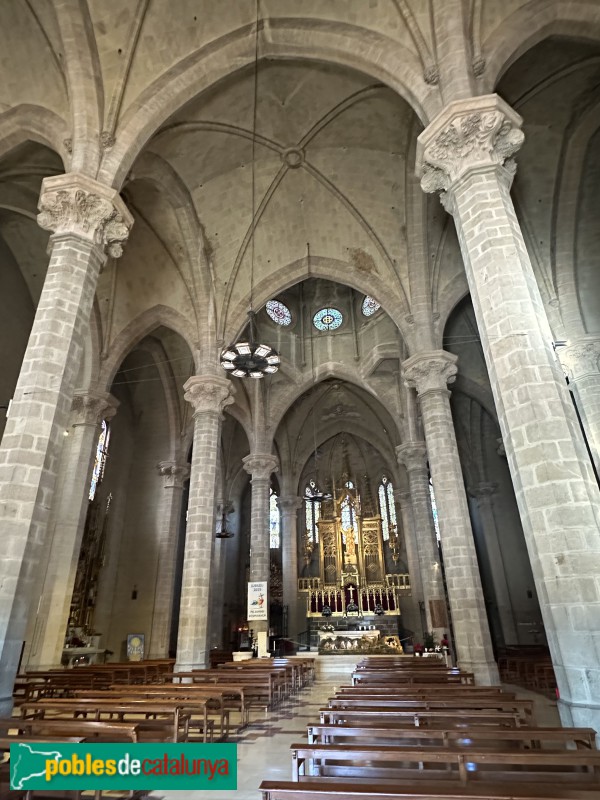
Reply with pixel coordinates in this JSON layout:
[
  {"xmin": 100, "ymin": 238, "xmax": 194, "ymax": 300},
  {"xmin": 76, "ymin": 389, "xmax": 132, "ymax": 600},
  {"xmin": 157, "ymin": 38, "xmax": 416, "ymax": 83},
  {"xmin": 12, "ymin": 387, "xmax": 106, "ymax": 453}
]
[{"xmin": 249, "ymin": 0, "xmax": 260, "ymax": 315}]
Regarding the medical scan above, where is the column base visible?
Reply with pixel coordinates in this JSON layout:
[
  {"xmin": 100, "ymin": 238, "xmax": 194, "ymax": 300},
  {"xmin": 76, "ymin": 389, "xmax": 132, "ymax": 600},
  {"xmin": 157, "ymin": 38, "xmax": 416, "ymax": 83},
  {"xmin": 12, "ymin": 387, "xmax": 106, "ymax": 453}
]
[
  {"xmin": 174, "ymin": 661, "xmax": 209, "ymax": 672},
  {"xmin": 458, "ymin": 659, "xmax": 500, "ymax": 686},
  {"xmin": 558, "ymin": 698, "xmax": 600, "ymax": 742}
]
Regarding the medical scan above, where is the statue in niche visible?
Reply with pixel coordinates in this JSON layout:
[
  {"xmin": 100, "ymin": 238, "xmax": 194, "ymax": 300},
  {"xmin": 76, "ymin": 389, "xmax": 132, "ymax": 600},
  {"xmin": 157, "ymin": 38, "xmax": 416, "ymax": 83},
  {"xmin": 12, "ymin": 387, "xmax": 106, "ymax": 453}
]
[{"xmin": 342, "ymin": 526, "xmax": 358, "ymax": 566}]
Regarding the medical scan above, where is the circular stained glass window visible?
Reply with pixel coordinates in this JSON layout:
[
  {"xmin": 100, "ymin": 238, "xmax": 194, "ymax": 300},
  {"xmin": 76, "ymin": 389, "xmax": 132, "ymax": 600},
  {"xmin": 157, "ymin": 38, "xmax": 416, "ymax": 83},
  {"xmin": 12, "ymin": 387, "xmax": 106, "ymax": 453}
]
[
  {"xmin": 266, "ymin": 299, "xmax": 292, "ymax": 326},
  {"xmin": 313, "ymin": 307, "xmax": 343, "ymax": 331},
  {"xmin": 362, "ymin": 295, "xmax": 381, "ymax": 316}
]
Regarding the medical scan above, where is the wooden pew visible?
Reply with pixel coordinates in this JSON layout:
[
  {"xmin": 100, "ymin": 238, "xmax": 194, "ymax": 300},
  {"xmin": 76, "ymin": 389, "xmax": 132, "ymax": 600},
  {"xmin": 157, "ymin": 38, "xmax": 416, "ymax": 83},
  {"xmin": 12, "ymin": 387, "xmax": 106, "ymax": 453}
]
[
  {"xmin": 166, "ymin": 669, "xmax": 282, "ymax": 710},
  {"xmin": 218, "ymin": 663, "xmax": 293, "ymax": 699},
  {"xmin": 289, "ymin": 742, "xmax": 600, "ymax": 784},
  {"xmin": 335, "ymin": 685, "xmax": 511, "ymax": 697},
  {"xmin": 20, "ymin": 700, "xmax": 189, "ymax": 742},
  {"xmin": 74, "ymin": 686, "xmax": 233, "ymax": 737},
  {"xmin": 307, "ymin": 723, "xmax": 597, "ymax": 750},
  {"xmin": 351, "ymin": 670, "xmax": 474, "ymax": 686},
  {"xmin": 320, "ymin": 707, "xmax": 523, "ymax": 727},
  {"xmin": 260, "ymin": 779, "xmax": 600, "ymax": 799},
  {"xmin": 326, "ymin": 697, "xmax": 534, "ymax": 724},
  {"xmin": 0, "ymin": 716, "xmax": 140, "ymax": 742}
]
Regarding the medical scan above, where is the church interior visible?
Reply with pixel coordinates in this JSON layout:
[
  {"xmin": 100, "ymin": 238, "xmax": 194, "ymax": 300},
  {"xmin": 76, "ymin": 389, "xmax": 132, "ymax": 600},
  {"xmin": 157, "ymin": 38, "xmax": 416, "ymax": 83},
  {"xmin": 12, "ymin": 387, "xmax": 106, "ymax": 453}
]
[{"xmin": 1, "ymin": 1, "xmax": 600, "ymax": 797}]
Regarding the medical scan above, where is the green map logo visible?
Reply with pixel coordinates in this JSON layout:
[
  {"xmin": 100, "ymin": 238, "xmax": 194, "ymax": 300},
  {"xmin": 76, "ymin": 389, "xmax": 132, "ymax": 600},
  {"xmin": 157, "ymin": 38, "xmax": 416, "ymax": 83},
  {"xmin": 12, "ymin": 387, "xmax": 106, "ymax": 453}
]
[
  {"xmin": 11, "ymin": 743, "xmax": 63, "ymax": 790},
  {"xmin": 10, "ymin": 743, "xmax": 237, "ymax": 791}
]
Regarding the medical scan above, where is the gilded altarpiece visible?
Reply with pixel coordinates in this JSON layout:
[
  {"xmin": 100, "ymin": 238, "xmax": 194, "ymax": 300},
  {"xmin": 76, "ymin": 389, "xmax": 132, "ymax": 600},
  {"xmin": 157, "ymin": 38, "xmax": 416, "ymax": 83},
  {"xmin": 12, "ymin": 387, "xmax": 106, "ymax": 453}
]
[{"xmin": 303, "ymin": 486, "xmax": 408, "ymax": 616}]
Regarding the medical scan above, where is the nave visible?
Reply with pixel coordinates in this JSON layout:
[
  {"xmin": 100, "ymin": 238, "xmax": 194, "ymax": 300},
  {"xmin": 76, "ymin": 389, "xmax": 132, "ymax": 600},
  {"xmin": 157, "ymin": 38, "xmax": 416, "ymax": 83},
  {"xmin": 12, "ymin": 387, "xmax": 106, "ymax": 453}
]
[{"xmin": 2, "ymin": 654, "xmax": 598, "ymax": 800}]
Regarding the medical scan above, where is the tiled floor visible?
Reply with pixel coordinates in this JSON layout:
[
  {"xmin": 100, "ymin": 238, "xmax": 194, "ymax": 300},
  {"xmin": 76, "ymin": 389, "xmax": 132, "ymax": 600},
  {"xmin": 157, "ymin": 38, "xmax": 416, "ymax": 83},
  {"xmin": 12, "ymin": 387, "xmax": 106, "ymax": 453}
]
[
  {"xmin": 151, "ymin": 675, "xmax": 561, "ymax": 800},
  {"xmin": 151, "ymin": 673, "xmax": 347, "ymax": 800}
]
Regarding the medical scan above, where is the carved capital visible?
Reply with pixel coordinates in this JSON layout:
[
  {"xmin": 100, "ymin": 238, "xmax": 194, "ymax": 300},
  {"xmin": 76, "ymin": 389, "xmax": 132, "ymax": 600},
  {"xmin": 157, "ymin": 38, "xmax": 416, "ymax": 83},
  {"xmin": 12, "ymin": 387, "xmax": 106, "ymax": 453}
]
[
  {"xmin": 183, "ymin": 374, "xmax": 233, "ymax": 416},
  {"xmin": 277, "ymin": 494, "xmax": 303, "ymax": 515},
  {"xmin": 396, "ymin": 441, "xmax": 428, "ymax": 473},
  {"xmin": 157, "ymin": 460, "xmax": 191, "ymax": 489},
  {"xmin": 469, "ymin": 481, "xmax": 498, "ymax": 500},
  {"xmin": 38, "ymin": 173, "xmax": 133, "ymax": 258},
  {"xmin": 558, "ymin": 339, "xmax": 600, "ymax": 382},
  {"xmin": 416, "ymin": 95, "xmax": 524, "ymax": 194},
  {"xmin": 242, "ymin": 453, "xmax": 279, "ymax": 482},
  {"xmin": 71, "ymin": 390, "xmax": 119, "ymax": 426},
  {"xmin": 402, "ymin": 351, "xmax": 458, "ymax": 396}
]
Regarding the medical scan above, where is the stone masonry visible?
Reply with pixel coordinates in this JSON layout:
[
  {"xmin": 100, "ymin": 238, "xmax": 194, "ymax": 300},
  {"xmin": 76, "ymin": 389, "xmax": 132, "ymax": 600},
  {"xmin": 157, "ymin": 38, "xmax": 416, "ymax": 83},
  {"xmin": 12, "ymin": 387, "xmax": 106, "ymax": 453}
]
[
  {"xmin": 402, "ymin": 351, "xmax": 499, "ymax": 684},
  {"xmin": 418, "ymin": 94, "xmax": 600, "ymax": 729},
  {"xmin": 242, "ymin": 453, "xmax": 279, "ymax": 638},
  {"xmin": 149, "ymin": 460, "xmax": 190, "ymax": 658},
  {"xmin": 278, "ymin": 494, "xmax": 303, "ymax": 641},
  {"xmin": 0, "ymin": 173, "xmax": 132, "ymax": 714},
  {"xmin": 175, "ymin": 375, "xmax": 232, "ymax": 671},
  {"xmin": 396, "ymin": 441, "xmax": 447, "ymax": 644},
  {"xmin": 25, "ymin": 390, "xmax": 118, "ymax": 670}
]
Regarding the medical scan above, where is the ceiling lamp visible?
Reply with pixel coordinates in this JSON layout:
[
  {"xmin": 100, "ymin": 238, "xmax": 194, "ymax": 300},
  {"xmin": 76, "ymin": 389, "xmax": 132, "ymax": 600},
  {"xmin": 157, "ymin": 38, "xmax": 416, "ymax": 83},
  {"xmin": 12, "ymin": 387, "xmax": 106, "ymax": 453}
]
[
  {"xmin": 216, "ymin": 502, "xmax": 235, "ymax": 539},
  {"xmin": 221, "ymin": 311, "xmax": 280, "ymax": 379},
  {"xmin": 220, "ymin": 1, "xmax": 280, "ymax": 380}
]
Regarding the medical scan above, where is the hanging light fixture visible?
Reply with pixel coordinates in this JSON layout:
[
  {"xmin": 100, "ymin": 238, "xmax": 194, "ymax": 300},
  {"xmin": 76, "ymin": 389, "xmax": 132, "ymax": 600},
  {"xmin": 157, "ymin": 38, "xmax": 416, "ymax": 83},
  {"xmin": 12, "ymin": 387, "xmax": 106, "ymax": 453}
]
[
  {"xmin": 216, "ymin": 501, "xmax": 235, "ymax": 539},
  {"xmin": 220, "ymin": 0, "xmax": 280, "ymax": 379},
  {"xmin": 221, "ymin": 311, "xmax": 280, "ymax": 378}
]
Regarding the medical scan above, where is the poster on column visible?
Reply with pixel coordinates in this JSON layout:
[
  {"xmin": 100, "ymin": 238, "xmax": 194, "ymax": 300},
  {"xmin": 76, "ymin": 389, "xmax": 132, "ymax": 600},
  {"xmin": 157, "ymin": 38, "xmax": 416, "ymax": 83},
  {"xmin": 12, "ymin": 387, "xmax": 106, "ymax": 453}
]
[{"xmin": 247, "ymin": 581, "xmax": 268, "ymax": 620}]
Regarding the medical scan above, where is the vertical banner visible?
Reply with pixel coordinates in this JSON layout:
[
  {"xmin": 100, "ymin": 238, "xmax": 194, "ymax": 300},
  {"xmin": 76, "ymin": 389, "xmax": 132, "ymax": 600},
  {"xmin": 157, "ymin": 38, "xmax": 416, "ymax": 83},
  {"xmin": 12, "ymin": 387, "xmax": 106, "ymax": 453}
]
[{"xmin": 247, "ymin": 581, "xmax": 268, "ymax": 620}]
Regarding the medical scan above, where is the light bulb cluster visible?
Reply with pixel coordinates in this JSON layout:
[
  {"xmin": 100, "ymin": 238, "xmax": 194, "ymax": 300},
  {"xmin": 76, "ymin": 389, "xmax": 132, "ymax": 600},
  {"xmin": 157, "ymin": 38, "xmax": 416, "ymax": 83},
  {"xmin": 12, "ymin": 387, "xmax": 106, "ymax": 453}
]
[{"xmin": 220, "ymin": 341, "xmax": 280, "ymax": 378}]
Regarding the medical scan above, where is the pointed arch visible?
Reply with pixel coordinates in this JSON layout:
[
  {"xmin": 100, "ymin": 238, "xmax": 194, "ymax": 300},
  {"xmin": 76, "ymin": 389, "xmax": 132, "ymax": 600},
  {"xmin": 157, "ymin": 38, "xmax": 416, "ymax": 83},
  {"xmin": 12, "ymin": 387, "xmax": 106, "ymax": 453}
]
[{"xmin": 98, "ymin": 18, "xmax": 439, "ymax": 189}]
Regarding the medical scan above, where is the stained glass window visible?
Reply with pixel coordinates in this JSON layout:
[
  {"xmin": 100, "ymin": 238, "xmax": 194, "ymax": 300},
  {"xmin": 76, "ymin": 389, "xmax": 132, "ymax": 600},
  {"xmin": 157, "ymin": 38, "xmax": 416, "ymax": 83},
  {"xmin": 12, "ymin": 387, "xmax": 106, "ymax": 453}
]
[
  {"xmin": 429, "ymin": 478, "xmax": 441, "ymax": 542},
  {"xmin": 362, "ymin": 296, "xmax": 381, "ymax": 316},
  {"xmin": 89, "ymin": 420, "xmax": 110, "ymax": 501},
  {"xmin": 313, "ymin": 307, "xmax": 343, "ymax": 331},
  {"xmin": 378, "ymin": 475, "xmax": 396, "ymax": 542},
  {"xmin": 270, "ymin": 488, "xmax": 280, "ymax": 549},
  {"xmin": 305, "ymin": 479, "xmax": 321, "ymax": 543},
  {"xmin": 340, "ymin": 493, "xmax": 358, "ymax": 548},
  {"xmin": 266, "ymin": 299, "xmax": 292, "ymax": 326}
]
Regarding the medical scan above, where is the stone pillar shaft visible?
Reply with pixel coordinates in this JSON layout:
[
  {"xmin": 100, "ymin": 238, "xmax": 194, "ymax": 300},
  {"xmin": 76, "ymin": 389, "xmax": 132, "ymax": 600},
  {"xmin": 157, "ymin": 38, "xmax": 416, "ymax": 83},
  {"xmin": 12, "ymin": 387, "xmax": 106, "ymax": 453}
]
[
  {"xmin": 175, "ymin": 376, "xmax": 232, "ymax": 671},
  {"xmin": 0, "ymin": 174, "xmax": 131, "ymax": 713},
  {"xmin": 418, "ymin": 94, "xmax": 600, "ymax": 727},
  {"xmin": 559, "ymin": 340, "xmax": 600, "ymax": 476},
  {"xmin": 278, "ymin": 495, "xmax": 303, "ymax": 641},
  {"xmin": 148, "ymin": 461, "xmax": 189, "ymax": 658},
  {"xmin": 396, "ymin": 443, "xmax": 447, "ymax": 643},
  {"xmin": 242, "ymin": 454, "xmax": 279, "ymax": 638},
  {"xmin": 471, "ymin": 482, "xmax": 518, "ymax": 645},
  {"xmin": 25, "ymin": 391, "xmax": 118, "ymax": 670},
  {"xmin": 403, "ymin": 352, "xmax": 499, "ymax": 685},
  {"xmin": 395, "ymin": 489, "xmax": 425, "ymax": 641}
]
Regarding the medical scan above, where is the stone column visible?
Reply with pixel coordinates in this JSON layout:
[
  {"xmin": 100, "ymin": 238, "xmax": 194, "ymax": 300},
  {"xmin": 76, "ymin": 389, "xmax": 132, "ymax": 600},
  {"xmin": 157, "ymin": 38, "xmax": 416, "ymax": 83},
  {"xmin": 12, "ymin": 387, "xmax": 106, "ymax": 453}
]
[
  {"xmin": 417, "ymin": 94, "xmax": 600, "ymax": 727},
  {"xmin": 470, "ymin": 482, "xmax": 518, "ymax": 646},
  {"xmin": 394, "ymin": 488, "xmax": 426, "ymax": 641},
  {"xmin": 402, "ymin": 352, "xmax": 498, "ymax": 684},
  {"xmin": 148, "ymin": 460, "xmax": 190, "ymax": 658},
  {"xmin": 24, "ymin": 391, "xmax": 118, "ymax": 670},
  {"xmin": 209, "ymin": 499, "xmax": 228, "ymax": 650},
  {"xmin": 559, "ymin": 339, "xmax": 600, "ymax": 476},
  {"xmin": 0, "ymin": 173, "xmax": 131, "ymax": 713},
  {"xmin": 175, "ymin": 375, "xmax": 232, "ymax": 671},
  {"xmin": 278, "ymin": 495, "xmax": 303, "ymax": 642},
  {"xmin": 242, "ymin": 454, "xmax": 279, "ymax": 641},
  {"xmin": 396, "ymin": 443, "xmax": 447, "ymax": 644}
]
